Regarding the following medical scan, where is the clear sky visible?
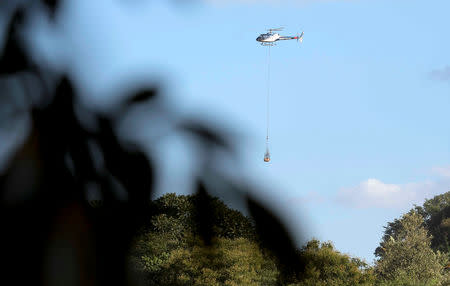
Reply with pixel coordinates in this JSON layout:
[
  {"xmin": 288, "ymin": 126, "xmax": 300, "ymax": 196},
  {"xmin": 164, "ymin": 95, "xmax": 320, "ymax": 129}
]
[{"xmin": 23, "ymin": 0, "xmax": 450, "ymax": 262}]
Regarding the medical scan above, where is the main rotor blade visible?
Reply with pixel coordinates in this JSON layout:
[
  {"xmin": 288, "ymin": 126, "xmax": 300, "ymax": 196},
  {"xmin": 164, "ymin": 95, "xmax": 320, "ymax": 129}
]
[{"xmin": 267, "ymin": 27, "xmax": 284, "ymax": 31}]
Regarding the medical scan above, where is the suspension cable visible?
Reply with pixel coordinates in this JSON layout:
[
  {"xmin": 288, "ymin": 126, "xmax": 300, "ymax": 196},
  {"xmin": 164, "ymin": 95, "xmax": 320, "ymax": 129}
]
[{"xmin": 266, "ymin": 45, "xmax": 271, "ymax": 148}]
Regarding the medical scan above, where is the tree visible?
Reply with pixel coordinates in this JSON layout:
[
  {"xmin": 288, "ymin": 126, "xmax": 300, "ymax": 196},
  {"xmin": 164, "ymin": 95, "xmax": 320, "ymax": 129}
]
[
  {"xmin": 375, "ymin": 212, "xmax": 444, "ymax": 285},
  {"xmin": 129, "ymin": 193, "xmax": 275, "ymax": 285},
  {"xmin": 154, "ymin": 237, "xmax": 278, "ymax": 286},
  {"xmin": 414, "ymin": 192, "xmax": 450, "ymax": 253},
  {"xmin": 377, "ymin": 192, "xmax": 450, "ymax": 256},
  {"xmin": 147, "ymin": 193, "xmax": 256, "ymax": 240},
  {"xmin": 286, "ymin": 239, "xmax": 375, "ymax": 286}
]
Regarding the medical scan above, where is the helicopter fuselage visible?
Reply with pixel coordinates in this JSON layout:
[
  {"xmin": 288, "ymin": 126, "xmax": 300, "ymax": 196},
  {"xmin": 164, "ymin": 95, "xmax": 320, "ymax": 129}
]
[
  {"xmin": 256, "ymin": 33, "xmax": 281, "ymax": 43},
  {"xmin": 256, "ymin": 31, "xmax": 303, "ymax": 46}
]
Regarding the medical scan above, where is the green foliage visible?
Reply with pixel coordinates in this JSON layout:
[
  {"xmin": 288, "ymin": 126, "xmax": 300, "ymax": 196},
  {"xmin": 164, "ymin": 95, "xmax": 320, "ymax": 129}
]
[
  {"xmin": 129, "ymin": 193, "xmax": 274, "ymax": 285},
  {"xmin": 376, "ymin": 276, "xmax": 441, "ymax": 286},
  {"xmin": 149, "ymin": 193, "xmax": 256, "ymax": 240},
  {"xmin": 156, "ymin": 237, "xmax": 278, "ymax": 286},
  {"xmin": 414, "ymin": 192, "xmax": 450, "ymax": 253},
  {"xmin": 129, "ymin": 193, "xmax": 384, "ymax": 285},
  {"xmin": 375, "ymin": 212, "xmax": 444, "ymax": 285},
  {"xmin": 378, "ymin": 191, "xmax": 450, "ymax": 256},
  {"xmin": 375, "ymin": 209, "xmax": 416, "ymax": 258},
  {"xmin": 375, "ymin": 192, "xmax": 450, "ymax": 284},
  {"xmin": 286, "ymin": 239, "xmax": 375, "ymax": 286}
]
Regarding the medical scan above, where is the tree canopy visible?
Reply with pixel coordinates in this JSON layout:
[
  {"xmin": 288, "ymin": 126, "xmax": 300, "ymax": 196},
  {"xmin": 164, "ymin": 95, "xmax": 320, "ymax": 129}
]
[
  {"xmin": 373, "ymin": 191, "xmax": 450, "ymax": 285},
  {"xmin": 415, "ymin": 192, "xmax": 450, "ymax": 253},
  {"xmin": 130, "ymin": 192, "xmax": 450, "ymax": 285},
  {"xmin": 377, "ymin": 191, "xmax": 450, "ymax": 257},
  {"xmin": 129, "ymin": 193, "xmax": 375, "ymax": 286},
  {"xmin": 129, "ymin": 193, "xmax": 276, "ymax": 285},
  {"xmin": 286, "ymin": 239, "xmax": 374, "ymax": 286},
  {"xmin": 375, "ymin": 212, "xmax": 444, "ymax": 285}
]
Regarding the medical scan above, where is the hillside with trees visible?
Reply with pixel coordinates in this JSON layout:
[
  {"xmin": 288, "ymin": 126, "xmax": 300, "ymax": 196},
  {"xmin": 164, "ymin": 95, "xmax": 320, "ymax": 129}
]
[
  {"xmin": 128, "ymin": 192, "xmax": 450, "ymax": 285},
  {"xmin": 129, "ymin": 193, "xmax": 374, "ymax": 285}
]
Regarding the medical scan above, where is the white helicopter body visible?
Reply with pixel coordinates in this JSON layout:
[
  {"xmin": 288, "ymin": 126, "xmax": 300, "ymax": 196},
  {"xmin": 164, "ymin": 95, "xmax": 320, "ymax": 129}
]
[{"xmin": 256, "ymin": 28, "xmax": 303, "ymax": 46}]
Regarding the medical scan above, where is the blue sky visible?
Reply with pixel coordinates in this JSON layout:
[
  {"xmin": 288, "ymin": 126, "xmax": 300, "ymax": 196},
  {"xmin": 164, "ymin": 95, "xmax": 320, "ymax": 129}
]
[{"xmin": 19, "ymin": 0, "xmax": 450, "ymax": 262}]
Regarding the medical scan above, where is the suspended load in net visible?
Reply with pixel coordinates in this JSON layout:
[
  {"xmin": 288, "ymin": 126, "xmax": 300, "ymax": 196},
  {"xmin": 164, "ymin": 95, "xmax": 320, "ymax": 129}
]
[{"xmin": 264, "ymin": 148, "xmax": 270, "ymax": 162}]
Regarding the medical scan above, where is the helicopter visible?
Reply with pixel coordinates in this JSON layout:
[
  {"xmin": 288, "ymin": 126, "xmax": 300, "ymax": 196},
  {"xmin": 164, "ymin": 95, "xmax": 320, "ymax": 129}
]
[{"xmin": 256, "ymin": 27, "xmax": 304, "ymax": 46}]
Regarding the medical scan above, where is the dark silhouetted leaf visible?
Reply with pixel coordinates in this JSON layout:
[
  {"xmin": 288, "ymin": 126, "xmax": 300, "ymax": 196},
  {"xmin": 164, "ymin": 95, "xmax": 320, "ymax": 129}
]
[
  {"xmin": 247, "ymin": 197, "xmax": 305, "ymax": 281},
  {"xmin": 179, "ymin": 120, "xmax": 230, "ymax": 150},
  {"xmin": 0, "ymin": 9, "xmax": 29, "ymax": 74},
  {"xmin": 126, "ymin": 89, "xmax": 157, "ymax": 105},
  {"xmin": 51, "ymin": 77, "xmax": 98, "ymax": 185},
  {"xmin": 96, "ymin": 115, "xmax": 153, "ymax": 205},
  {"xmin": 0, "ymin": 3, "xmax": 312, "ymax": 285},
  {"xmin": 41, "ymin": 0, "xmax": 61, "ymax": 18},
  {"xmin": 192, "ymin": 181, "xmax": 214, "ymax": 245}
]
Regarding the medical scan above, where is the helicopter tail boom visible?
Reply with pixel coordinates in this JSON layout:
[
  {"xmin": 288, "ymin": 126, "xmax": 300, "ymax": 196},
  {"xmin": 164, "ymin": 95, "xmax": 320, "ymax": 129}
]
[{"xmin": 278, "ymin": 31, "xmax": 304, "ymax": 43}]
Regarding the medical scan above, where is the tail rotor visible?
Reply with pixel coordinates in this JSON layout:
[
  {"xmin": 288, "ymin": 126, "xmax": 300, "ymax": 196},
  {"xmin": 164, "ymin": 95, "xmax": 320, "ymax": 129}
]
[{"xmin": 297, "ymin": 31, "xmax": 304, "ymax": 43}]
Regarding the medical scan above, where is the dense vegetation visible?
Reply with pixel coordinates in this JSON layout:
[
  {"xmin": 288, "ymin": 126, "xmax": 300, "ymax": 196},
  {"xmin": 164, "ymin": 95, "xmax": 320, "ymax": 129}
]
[
  {"xmin": 129, "ymin": 192, "xmax": 450, "ymax": 285},
  {"xmin": 129, "ymin": 193, "xmax": 372, "ymax": 285},
  {"xmin": 374, "ymin": 192, "xmax": 450, "ymax": 285}
]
